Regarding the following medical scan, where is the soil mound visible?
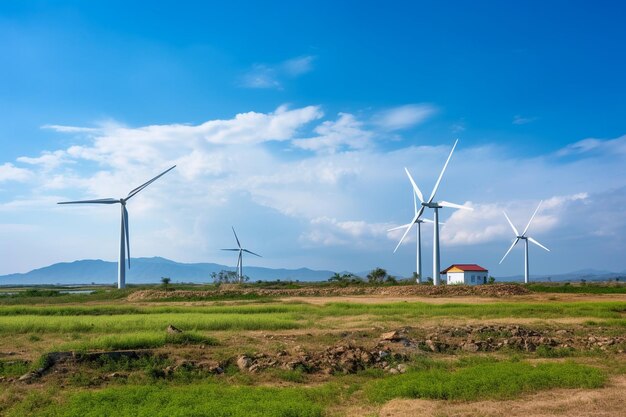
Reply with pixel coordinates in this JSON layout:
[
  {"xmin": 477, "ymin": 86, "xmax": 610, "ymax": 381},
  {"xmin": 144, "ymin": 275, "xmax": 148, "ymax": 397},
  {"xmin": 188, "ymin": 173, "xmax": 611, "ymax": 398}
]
[{"xmin": 128, "ymin": 284, "xmax": 530, "ymax": 301}]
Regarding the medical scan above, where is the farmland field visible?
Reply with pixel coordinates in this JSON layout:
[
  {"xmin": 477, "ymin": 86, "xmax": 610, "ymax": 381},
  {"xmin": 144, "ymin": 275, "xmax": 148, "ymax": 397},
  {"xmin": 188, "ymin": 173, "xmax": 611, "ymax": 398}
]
[{"xmin": 1, "ymin": 283, "xmax": 626, "ymax": 416}]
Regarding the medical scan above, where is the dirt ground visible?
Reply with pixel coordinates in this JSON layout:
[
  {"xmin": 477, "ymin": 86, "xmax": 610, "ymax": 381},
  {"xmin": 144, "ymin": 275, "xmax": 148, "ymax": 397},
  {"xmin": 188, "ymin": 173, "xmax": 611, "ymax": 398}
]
[{"xmin": 282, "ymin": 292, "xmax": 626, "ymax": 305}]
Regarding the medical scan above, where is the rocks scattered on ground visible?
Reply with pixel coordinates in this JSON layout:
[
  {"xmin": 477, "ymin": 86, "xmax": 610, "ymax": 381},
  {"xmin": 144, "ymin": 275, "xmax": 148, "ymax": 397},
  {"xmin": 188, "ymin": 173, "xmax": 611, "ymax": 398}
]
[
  {"xmin": 16, "ymin": 350, "xmax": 155, "ymax": 383},
  {"xmin": 380, "ymin": 330, "xmax": 403, "ymax": 342},
  {"xmin": 166, "ymin": 324, "xmax": 183, "ymax": 334},
  {"xmin": 232, "ymin": 343, "xmax": 407, "ymax": 375},
  {"xmin": 8, "ymin": 324, "xmax": 626, "ymax": 385},
  {"xmin": 378, "ymin": 324, "xmax": 626, "ymax": 353},
  {"xmin": 127, "ymin": 284, "xmax": 531, "ymax": 301}
]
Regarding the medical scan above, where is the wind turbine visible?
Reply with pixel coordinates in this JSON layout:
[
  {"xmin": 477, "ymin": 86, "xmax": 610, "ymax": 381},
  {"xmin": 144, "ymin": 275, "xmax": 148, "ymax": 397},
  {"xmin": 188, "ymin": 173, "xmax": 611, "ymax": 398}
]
[
  {"xmin": 499, "ymin": 200, "xmax": 550, "ymax": 284},
  {"xmin": 389, "ymin": 190, "xmax": 435, "ymax": 283},
  {"xmin": 399, "ymin": 139, "xmax": 473, "ymax": 285},
  {"xmin": 221, "ymin": 227, "xmax": 261, "ymax": 283},
  {"xmin": 58, "ymin": 165, "xmax": 176, "ymax": 289}
]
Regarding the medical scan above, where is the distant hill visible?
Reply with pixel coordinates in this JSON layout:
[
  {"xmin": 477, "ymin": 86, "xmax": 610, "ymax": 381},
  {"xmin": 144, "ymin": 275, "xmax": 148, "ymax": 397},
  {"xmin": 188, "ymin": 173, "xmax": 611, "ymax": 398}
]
[
  {"xmin": 0, "ymin": 257, "xmax": 337, "ymax": 286},
  {"xmin": 496, "ymin": 269, "xmax": 626, "ymax": 283}
]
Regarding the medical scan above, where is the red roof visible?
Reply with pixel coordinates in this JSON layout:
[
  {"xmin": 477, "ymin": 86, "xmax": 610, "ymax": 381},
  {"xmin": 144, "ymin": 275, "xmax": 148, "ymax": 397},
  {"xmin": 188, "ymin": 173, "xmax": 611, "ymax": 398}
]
[{"xmin": 441, "ymin": 264, "xmax": 488, "ymax": 274}]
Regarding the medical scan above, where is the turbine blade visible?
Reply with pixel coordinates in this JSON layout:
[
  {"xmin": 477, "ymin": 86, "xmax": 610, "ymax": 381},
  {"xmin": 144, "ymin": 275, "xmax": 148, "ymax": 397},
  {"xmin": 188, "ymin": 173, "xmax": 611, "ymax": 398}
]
[
  {"xmin": 413, "ymin": 190, "xmax": 418, "ymax": 216},
  {"xmin": 404, "ymin": 167, "xmax": 424, "ymax": 203},
  {"xmin": 243, "ymin": 249, "xmax": 262, "ymax": 257},
  {"xmin": 503, "ymin": 212, "xmax": 519, "ymax": 236},
  {"xmin": 422, "ymin": 218, "xmax": 435, "ymax": 224},
  {"xmin": 221, "ymin": 249, "xmax": 240, "ymax": 251},
  {"xmin": 522, "ymin": 200, "xmax": 543, "ymax": 236},
  {"xmin": 392, "ymin": 206, "xmax": 424, "ymax": 253},
  {"xmin": 126, "ymin": 165, "xmax": 176, "ymax": 200},
  {"xmin": 439, "ymin": 201, "xmax": 473, "ymax": 211},
  {"xmin": 123, "ymin": 206, "xmax": 130, "ymax": 268},
  {"xmin": 232, "ymin": 227, "xmax": 241, "ymax": 249},
  {"xmin": 499, "ymin": 238, "xmax": 520, "ymax": 264},
  {"xmin": 528, "ymin": 236, "xmax": 550, "ymax": 252},
  {"xmin": 388, "ymin": 223, "xmax": 413, "ymax": 232},
  {"xmin": 58, "ymin": 198, "xmax": 119, "ymax": 205},
  {"xmin": 392, "ymin": 222, "xmax": 414, "ymax": 253},
  {"xmin": 428, "ymin": 139, "xmax": 458, "ymax": 203}
]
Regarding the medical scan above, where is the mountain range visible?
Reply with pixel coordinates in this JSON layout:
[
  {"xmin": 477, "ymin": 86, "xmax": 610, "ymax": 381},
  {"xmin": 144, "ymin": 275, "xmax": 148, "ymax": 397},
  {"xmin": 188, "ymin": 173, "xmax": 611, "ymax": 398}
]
[
  {"xmin": 0, "ymin": 257, "xmax": 336, "ymax": 286},
  {"xmin": 0, "ymin": 257, "xmax": 624, "ymax": 286}
]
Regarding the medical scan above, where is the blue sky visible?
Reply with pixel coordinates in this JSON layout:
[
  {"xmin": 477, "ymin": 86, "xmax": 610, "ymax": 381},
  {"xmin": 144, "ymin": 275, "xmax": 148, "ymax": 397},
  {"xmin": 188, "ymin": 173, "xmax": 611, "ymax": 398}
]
[{"xmin": 1, "ymin": 1, "xmax": 625, "ymax": 278}]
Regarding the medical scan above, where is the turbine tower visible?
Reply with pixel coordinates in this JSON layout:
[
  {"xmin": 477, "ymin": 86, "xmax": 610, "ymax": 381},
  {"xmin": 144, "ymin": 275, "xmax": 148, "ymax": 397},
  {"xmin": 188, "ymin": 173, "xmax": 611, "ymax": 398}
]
[
  {"xmin": 221, "ymin": 227, "xmax": 261, "ymax": 283},
  {"xmin": 58, "ymin": 165, "xmax": 176, "ymax": 289},
  {"xmin": 399, "ymin": 139, "xmax": 472, "ymax": 285},
  {"xmin": 389, "ymin": 190, "xmax": 435, "ymax": 283},
  {"xmin": 499, "ymin": 200, "xmax": 550, "ymax": 284}
]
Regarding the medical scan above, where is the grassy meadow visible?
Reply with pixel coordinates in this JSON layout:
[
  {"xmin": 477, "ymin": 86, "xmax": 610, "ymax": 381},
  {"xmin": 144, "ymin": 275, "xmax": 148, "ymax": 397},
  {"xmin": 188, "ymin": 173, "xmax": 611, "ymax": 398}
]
[{"xmin": 1, "ymin": 283, "xmax": 626, "ymax": 416}]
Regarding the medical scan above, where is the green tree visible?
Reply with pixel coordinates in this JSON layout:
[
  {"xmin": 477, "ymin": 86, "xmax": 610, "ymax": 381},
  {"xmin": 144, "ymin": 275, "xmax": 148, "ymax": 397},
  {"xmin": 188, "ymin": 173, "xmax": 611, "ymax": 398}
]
[
  {"xmin": 328, "ymin": 272, "xmax": 343, "ymax": 282},
  {"xmin": 385, "ymin": 275, "xmax": 398, "ymax": 284},
  {"xmin": 488, "ymin": 276, "xmax": 496, "ymax": 284},
  {"xmin": 211, "ymin": 270, "xmax": 240, "ymax": 284},
  {"xmin": 367, "ymin": 268, "xmax": 388, "ymax": 285},
  {"xmin": 160, "ymin": 277, "xmax": 171, "ymax": 291}
]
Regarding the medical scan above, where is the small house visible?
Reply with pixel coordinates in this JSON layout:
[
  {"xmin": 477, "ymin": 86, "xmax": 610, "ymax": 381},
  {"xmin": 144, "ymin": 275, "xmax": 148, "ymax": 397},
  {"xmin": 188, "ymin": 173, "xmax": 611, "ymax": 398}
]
[{"xmin": 441, "ymin": 264, "xmax": 489, "ymax": 285}]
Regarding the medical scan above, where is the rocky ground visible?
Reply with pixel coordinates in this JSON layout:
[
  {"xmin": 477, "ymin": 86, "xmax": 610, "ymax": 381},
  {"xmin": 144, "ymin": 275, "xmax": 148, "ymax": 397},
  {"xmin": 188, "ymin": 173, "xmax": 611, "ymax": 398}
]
[
  {"xmin": 128, "ymin": 283, "xmax": 531, "ymax": 301},
  {"xmin": 5, "ymin": 323, "xmax": 624, "ymax": 385}
]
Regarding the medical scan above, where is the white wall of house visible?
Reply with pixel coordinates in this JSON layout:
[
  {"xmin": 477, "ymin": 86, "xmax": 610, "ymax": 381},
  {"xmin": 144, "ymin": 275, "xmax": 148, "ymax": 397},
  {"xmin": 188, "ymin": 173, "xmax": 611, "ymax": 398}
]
[
  {"xmin": 447, "ymin": 272, "xmax": 466, "ymax": 285},
  {"xmin": 446, "ymin": 271, "xmax": 488, "ymax": 285}
]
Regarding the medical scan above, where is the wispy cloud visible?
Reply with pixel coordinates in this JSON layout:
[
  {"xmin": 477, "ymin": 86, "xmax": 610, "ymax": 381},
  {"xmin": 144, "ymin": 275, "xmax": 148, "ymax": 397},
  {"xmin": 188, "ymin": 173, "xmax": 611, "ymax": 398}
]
[
  {"xmin": 512, "ymin": 115, "xmax": 537, "ymax": 125},
  {"xmin": 240, "ymin": 55, "xmax": 316, "ymax": 89},
  {"xmin": 374, "ymin": 104, "xmax": 437, "ymax": 131},
  {"xmin": 557, "ymin": 134, "xmax": 626, "ymax": 156}
]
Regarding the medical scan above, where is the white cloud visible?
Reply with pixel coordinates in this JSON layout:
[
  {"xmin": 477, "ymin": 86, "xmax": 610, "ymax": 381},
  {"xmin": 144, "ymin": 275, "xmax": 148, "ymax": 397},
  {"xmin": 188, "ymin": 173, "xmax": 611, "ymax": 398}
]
[
  {"xmin": 0, "ymin": 163, "xmax": 32, "ymax": 182},
  {"xmin": 1, "ymin": 106, "xmax": 626, "ymax": 276},
  {"xmin": 292, "ymin": 113, "xmax": 373, "ymax": 153},
  {"xmin": 374, "ymin": 104, "xmax": 437, "ymax": 131},
  {"xmin": 557, "ymin": 134, "xmax": 626, "ymax": 156},
  {"xmin": 42, "ymin": 125, "xmax": 100, "ymax": 133},
  {"xmin": 440, "ymin": 193, "xmax": 590, "ymax": 246},
  {"xmin": 240, "ymin": 55, "xmax": 316, "ymax": 89},
  {"xmin": 17, "ymin": 150, "xmax": 69, "ymax": 170},
  {"xmin": 300, "ymin": 216, "xmax": 392, "ymax": 247}
]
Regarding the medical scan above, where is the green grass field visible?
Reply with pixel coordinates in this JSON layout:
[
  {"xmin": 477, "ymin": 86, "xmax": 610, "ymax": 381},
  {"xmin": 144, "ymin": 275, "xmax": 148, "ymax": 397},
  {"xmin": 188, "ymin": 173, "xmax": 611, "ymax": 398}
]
[{"xmin": 1, "ymin": 285, "xmax": 625, "ymax": 417}]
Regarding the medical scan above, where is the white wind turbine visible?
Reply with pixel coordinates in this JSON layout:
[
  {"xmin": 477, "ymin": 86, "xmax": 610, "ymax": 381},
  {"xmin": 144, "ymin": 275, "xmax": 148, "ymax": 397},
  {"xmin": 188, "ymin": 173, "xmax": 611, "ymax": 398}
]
[
  {"xmin": 397, "ymin": 139, "xmax": 473, "ymax": 285},
  {"xmin": 58, "ymin": 165, "xmax": 176, "ymax": 289},
  {"xmin": 221, "ymin": 227, "xmax": 261, "ymax": 283},
  {"xmin": 499, "ymin": 200, "xmax": 550, "ymax": 284},
  {"xmin": 389, "ymin": 190, "xmax": 436, "ymax": 283}
]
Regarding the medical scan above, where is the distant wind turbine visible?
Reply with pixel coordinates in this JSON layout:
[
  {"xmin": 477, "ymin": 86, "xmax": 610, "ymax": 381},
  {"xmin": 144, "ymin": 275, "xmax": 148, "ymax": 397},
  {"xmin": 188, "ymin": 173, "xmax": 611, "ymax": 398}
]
[
  {"xmin": 398, "ymin": 139, "xmax": 473, "ymax": 285},
  {"xmin": 58, "ymin": 165, "xmax": 176, "ymax": 289},
  {"xmin": 389, "ymin": 190, "xmax": 435, "ymax": 283},
  {"xmin": 499, "ymin": 200, "xmax": 550, "ymax": 284},
  {"xmin": 221, "ymin": 227, "xmax": 261, "ymax": 283}
]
